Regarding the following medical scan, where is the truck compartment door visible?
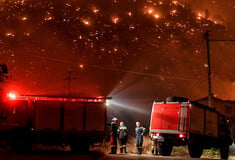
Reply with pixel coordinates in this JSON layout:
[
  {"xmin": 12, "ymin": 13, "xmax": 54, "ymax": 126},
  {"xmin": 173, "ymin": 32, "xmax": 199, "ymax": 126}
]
[
  {"xmin": 179, "ymin": 103, "xmax": 189, "ymax": 132},
  {"xmin": 189, "ymin": 105, "xmax": 204, "ymax": 134},
  {"xmin": 85, "ymin": 103, "xmax": 106, "ymax": 131},
  {"xmin": 64, "ymin": 102, "xmax": 84, "ymax": 131},
  {"xmin": 162, "ymin": 103, "xmax": 180, "ymax": 130},
  {"xmin": 205, "ymin": 110, "xmax": 218, "ymax": 137},
  {"xmin": 12, "ymin": 100, "xmax": 29, "ymax": 126},
  {"xmin": 150, "ymin": 103, "xmax": 180, "ymax": 131},
  {"xmin": 34, "ymin": 101, "xmax": 61, "ymax": 131}
]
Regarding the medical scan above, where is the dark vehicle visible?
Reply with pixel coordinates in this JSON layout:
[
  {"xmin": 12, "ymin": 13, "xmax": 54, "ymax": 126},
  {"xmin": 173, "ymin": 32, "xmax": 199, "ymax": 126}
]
[
  {"xmin": 0, "ymin": 92, "xmax": 110, "ymax": 152},
  {"xmin": 150, "ymin": 97, "xmax": 232, "ymax": 159}
]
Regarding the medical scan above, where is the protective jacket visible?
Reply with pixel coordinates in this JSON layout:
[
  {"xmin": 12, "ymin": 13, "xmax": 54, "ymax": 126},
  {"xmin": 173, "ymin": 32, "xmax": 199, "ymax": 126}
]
[
  {"xmin": 110, "ymin": 121, "xmax": 118, "ymax": 154},
  {"xmin": 118, "ymin": 124, "xmax": 128, "ymax": 153},
  {"xmin": 135, "ymin": 126, "xmax": 146, "ymax": 154}
]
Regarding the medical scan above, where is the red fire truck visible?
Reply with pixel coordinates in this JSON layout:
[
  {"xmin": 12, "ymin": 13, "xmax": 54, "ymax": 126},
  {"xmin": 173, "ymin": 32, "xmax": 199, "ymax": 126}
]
[
  {"xmin": 0, "ymin": 91, "xmax": 110, "ymax": 152},
  {"xmin": 150, "ymin": 97, "xmax": 232, "ymax": 159}
]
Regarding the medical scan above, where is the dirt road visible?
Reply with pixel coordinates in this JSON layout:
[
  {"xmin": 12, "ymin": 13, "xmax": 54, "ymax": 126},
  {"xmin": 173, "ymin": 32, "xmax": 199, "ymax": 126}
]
[{"xmin": 0, "ymin": 151, "xmax": 222, "ymax": 160}]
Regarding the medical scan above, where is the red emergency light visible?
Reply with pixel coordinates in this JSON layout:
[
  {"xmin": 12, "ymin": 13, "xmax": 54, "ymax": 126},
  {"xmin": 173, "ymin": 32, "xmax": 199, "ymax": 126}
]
[
  {"xmin": 179, "ymin": 133, "xmax": 186, "ymax": 138},
  {"xmin": 154, "ymin": 133, "xmax": 160, "ymax": 137},
  {"xmin": 7, "ymin": 93, "xmax": 16, "ymax": 100}
]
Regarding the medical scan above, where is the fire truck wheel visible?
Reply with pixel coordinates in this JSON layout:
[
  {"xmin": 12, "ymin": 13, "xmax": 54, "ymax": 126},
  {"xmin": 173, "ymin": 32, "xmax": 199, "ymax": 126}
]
[
  {"xmin": 69, "ymin": 135, "xmax": 90, "ymax": 153},
  {"xmin": 11, "ymin": 127, "xmax": 33, "ymax": 153},
  {"xmin": 188, "ymin": 143, "xmax": 203, "ymax": 158},
  {"xmin": 157, "ymin": 142, "xmax": 173, "ymax": 156},
  {"xmin": 220, "ymin": 144, "xmax": 229, "ymax": 159}
]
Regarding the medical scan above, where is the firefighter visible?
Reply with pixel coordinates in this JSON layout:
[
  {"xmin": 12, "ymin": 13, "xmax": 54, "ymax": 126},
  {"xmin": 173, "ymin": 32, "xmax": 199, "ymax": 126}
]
[
  {"xmin": 109, "ymin": 117, "xmax": 118, "ymax": 154},
  {"xmin": 135, "ymin": 121, "xmax": 146, "ymax": 154},
  {"xmin": 118, "ymin": 121, "xmax": 128, "ymax": 154}
]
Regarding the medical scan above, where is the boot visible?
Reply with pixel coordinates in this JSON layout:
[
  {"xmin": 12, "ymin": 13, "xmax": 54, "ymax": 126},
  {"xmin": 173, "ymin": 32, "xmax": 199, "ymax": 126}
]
[
  {"xmin": 138, "ymin": 148, "xmax": 142, "ymax": 154},
  {"xmin": 124, "ymin": 146, "xmax": 127, "ymax": 154},
  {"xmin": 109, "ymin": 147, "xmax": 113, "ymax": 154},
  {"xmin": 109, "ymin": 147, "xmax": 116, "ymax": 154},
  {"xmin": 152, "ymin": 149, "xmax": 154, "ymax": 155},
  {"xmin": 155, "ymin": 148, "xmax": 158, "ymax": 155},
  {"xmin": 120, "ymin": 147, "xmax": 123, "ymax": 154},
  {"xmin": 109, "ymin": 148, "xmax": 113, "ymax": 154},
  {"xmin": 113, "ymin": 147, "xmax": 117, "ymax": 154}
]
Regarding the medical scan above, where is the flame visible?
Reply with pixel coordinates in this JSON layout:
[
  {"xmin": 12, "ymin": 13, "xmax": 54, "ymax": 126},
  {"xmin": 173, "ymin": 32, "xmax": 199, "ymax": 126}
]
[
  {"xmin": 6, "ymin": 32, "xmax": 15, "ymax": 37},
  {"xmin": 82, "ymin": 19, "xmax": 90, "ymax": 25},
  {"xmin": 112, "ymin": 17, "xmax": 119, "ymax": 24},
  {"xmin": 154, "ymin": 14, "xmax": 160, "ymax": 19},
  {"xmin": 79, "ymin": 64, "xmax": 84, "ymax": 69},
  {"xmin": 128, "ymin": 12, "xmax": 132, "ymax": 16},
  {"xmin": 148, "ymin": 9, "xmax": 153, "ymax": 14},
  {"xmin": 93, "ymin": 8, "xmax": 99, "ymax": 13},
  {"xmin": 22, "ymin": 16, "xmax": 27, "ymax": 21},
  {"xmin": 44, "ymin": 16, "xmax": 53, "ymax": 21},
  {"xmin": 170, "ymin": 10, "xmax": 177, "ymax": 15}
]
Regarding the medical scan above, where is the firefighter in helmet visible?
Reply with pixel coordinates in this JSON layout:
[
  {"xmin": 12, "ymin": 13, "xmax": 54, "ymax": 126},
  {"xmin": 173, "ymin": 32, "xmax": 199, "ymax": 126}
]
[
  {"xmin": 135, "ymin": 121, "xmax": 146, "ymax": 154},
  {"xmin": 109, "ymin": 117, "xmax": 118, "ymax": 154},
  {"xmin": 118, "ymin": 121, "xmax": 128, "ymax": 154}
]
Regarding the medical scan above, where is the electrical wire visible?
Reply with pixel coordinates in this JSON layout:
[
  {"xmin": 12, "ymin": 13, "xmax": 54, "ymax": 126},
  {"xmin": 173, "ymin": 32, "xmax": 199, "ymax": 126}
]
[{"xmin": 33, "ymin": 55, "xmax": 193, "ymax": 81}]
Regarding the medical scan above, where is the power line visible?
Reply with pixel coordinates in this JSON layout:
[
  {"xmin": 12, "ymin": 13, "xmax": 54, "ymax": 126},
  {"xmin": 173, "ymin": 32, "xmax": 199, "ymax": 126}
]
[
  {"xmin": 209, "ymin": 40, "xmax": 235, "ymax": 42},
  {"xmin": 33, "ymin": 55, "xmax": 193, "ymax": 81},
  {"xmin": 88, "ymin": 64, "xmax": 192, "ymax": 81}
]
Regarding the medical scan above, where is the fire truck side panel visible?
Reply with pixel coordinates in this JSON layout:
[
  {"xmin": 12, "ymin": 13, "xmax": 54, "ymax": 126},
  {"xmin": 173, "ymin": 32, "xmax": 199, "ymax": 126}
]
[
  {"xmin": 0, "ymin": 100, "xmax": 28, "ymax": 130},
  {"xmin": 205, "ymin": 110, "xmax": 218, "ymax": 137},
  {"xmin": 12, "ymin": 100, "xmax": 29, "ymax": 127},
  {"xmin": 162, "ymin": 103, "xmax": 180, "ymax": 131},
  {"xmin": 34, "ymin": 101, "xmax": 61, "ymax": 131},
  {"xmin": 150, "ymin": 103, "xmax": 180, "ymax": 132},
  {"xmin": 189, "ymin": 105, "xmax": 204, "ymax": 134},
  {"xmin": 28, "ymin": 100, "xmax": 35, "ymax": 125},
  {"xmin": 64, "ymin": 102, "xmax": 84, "ymax": 131},
  {"xmin": 150, "ymin": 103, "xmax": 163, "ymax": 130},
  {"xmin": 85, "ymin": 103, "xmax": 106, "ymax": 131}
]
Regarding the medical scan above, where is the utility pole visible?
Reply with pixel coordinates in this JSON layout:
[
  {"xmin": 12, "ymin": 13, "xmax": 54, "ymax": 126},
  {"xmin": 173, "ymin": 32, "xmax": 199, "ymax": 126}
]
[
  {"xmin": 63, "ymin": 70, "xmax": 76, "ymax": 96},
  {"xmin": 204, "ymin": 31, "xmax": 235, "ymax": 107},
  {"xmin": 204, "ymin": 31, "xmax": 213, "ymax": 107}
]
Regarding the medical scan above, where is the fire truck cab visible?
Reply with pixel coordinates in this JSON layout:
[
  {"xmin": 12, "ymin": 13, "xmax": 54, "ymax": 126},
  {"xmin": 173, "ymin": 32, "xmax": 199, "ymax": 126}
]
[
  {"xmin": 0, "ymin": 92, "xmax": 109, "ymax": 152},
  {"xmin": 150, "ymin": 97, "xmax": 232, "ymax": 159}
]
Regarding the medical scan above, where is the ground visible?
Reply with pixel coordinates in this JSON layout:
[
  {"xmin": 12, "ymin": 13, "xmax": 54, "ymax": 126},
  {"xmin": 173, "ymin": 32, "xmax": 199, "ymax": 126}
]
[
  {"xmin": 0, "ymin": 151, "xmax": 222, "ymax": 160},
  {"xmin": 1, "ymin": 137, "xmax": 235, "ymax": 160}
]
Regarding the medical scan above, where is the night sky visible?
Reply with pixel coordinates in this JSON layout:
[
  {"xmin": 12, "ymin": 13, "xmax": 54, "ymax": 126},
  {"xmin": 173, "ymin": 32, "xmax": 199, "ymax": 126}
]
[{"xmin": 0, "ymin": 0, "xmax": 235, "ymax": 121}]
